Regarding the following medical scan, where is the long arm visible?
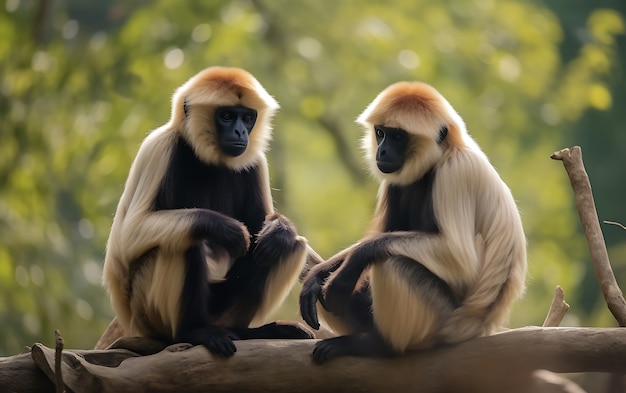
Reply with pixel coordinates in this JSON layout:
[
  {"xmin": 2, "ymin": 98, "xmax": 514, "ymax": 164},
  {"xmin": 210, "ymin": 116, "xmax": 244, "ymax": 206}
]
[
  {"xmin": 122, "ymin": 208, "xmax": 250, "ymax": 263},
  {"xmin": 108, "ymin": 129, "xmax": 251, "ymax": 266},
  {"xmin": 299, "ymin": 244, "xmax": 360, "ymax": 330}
]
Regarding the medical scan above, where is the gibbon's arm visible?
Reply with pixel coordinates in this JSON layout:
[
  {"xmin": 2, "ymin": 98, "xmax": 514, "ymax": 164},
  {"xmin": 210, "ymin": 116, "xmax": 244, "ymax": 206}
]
[
  {"xmin": 300, "ymin": 243, "xmax": 361, "ymax": 330},
  {"xmin": 108, "ymin": 128, "xmax": 250, "ymax": 268}
]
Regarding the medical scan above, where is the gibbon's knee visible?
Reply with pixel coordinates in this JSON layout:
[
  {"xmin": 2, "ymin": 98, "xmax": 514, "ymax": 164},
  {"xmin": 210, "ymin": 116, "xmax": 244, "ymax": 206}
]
[
  {"xmin": 128, "ymin": 255, "xmax": 186, "ymax": 341},
  {"xmin": 251, "ymin": 237, "xmax": 308, "ymax": 326},
  {"xmin": 316, "ymin": 301, "xmax": 355, "ymax": 336},
  {"xmin": 370, "ymin": 256, "xmax": 457, "ymax": 353}
]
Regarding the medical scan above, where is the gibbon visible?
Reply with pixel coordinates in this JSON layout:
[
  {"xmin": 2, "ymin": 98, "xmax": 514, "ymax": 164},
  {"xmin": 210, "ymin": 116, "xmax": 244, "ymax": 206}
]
[
  {"xmin": 300, "ymin": 81, "xmax": 527, "ymax": 363},
  {"xmin": 103, "ymin": 66, "xmax": 320, "ymax": 357}
]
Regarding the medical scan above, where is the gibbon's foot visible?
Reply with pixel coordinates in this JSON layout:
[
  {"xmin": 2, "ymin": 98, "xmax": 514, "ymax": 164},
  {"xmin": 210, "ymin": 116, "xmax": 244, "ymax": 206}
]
[
  {"xmin": 177, "ymin": 326, "xmax": 240, "ymax": 357},
  {"xmin": 312, "ymin": 336, "xmax": 352, "ymax": 363},
  {"xmin": 232, "ymin": 321, "xmax": 315, "ymax": 340},
  {"xmin": 312, "ymin": 332, "xmax": 394, "ymax": 364}
]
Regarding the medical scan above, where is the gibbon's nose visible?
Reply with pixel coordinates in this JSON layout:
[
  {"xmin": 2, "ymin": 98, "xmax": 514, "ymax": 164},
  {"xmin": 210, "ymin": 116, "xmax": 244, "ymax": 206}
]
[
  {"xmin": 377, "ymin": 147, "xmax": 387, "ymax": 160},
  {"xmin": 234, "ymin": 120, "xmax": 248, "ymax": 139}
]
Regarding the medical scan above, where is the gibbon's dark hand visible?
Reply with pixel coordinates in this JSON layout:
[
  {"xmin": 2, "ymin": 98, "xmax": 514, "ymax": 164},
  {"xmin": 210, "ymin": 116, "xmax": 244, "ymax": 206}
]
[
  {"xmin": 253, "ymin": 213, "xmax": 299, "ymax": 266},
  {"xmin": 299, "ymin": 272, "xmax": 324, "ymax": 330},
  {"xmin": 211, "ymin": 218, "xmax": 251, "ymax": 258},
  {"xmin": 320, "ymin": 269, "xmax": 358, "ymax": 318}
]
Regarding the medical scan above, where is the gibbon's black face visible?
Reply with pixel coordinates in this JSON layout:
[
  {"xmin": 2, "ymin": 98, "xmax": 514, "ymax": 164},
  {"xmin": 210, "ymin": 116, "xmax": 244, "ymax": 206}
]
[
  {"xmin": 374, "ymin": 125, "xmax": 409, "ymax": 173},
  {"xmin": 215, "ymin": 105, "xmax": 258, "ymax": 157}
]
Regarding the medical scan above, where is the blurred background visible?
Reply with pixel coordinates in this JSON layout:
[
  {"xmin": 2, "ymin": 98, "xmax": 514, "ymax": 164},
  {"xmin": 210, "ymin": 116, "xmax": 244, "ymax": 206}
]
[{"xmin": 0, "ymin": 0, "xmax": 624, "ymax": 382}]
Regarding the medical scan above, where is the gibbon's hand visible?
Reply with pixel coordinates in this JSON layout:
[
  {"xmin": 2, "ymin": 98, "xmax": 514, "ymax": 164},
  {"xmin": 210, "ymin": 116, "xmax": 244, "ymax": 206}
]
[
  {"xmin": 253, "ymin": 213, "xmax": 299, "ymax": 266},
  {"xmin": 322, "ymin": 239, "xmax": 388, "ymax": 317},
  {"xmin": 210, "ymin": 217, "xmax": 251, "ymax": 259},
  {"xmin": 320, "ymin": 269, "xmax": 358, "ymax": 318},
  {"xmin": 299, "ymin": 271, "xmax": 325, "ymax": 330}
]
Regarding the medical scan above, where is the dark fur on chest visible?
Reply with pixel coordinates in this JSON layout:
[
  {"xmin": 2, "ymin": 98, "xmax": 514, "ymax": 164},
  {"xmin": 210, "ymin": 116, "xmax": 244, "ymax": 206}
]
[
  {"xmin": 154, "ymin": 137, "xmax": 267, "ymax": 235},
  {"xmin": 383, "ymin": 169, "xmax": 439, "ymax": 233}
]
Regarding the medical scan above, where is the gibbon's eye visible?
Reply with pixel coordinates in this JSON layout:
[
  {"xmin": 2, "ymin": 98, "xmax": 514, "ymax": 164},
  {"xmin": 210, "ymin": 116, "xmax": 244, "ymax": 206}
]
[
  {"xmin": 375, "ymin": 128, "xmax": 385, "ymax": 138},
  {"xmin": 221, "ymin": 111, "xmax": 233, "ymax": 121},
  {"xmin": 243, "ymin": 114, "xmax": 253, "ymax": 123}
]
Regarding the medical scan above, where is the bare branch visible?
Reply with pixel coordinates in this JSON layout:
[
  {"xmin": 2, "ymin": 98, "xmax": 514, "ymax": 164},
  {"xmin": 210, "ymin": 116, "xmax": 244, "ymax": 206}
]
[
  {"xmin": 543, "ymin": 285, "xmax": 570, "ymax": 327},
  {"xmin": 54, "ymin": 330, "xmax": 64, "ymax": 393},
  {"xmin": 32, "ymin": 0, "xmax": 52, "ymax": 46},
  {"xmin": 604, "ymin": 221, "xmax": 626, "ymax": 231},
  {"xmin": 551, "ymin": 146, "xmax": 626, "ymax": 326}
]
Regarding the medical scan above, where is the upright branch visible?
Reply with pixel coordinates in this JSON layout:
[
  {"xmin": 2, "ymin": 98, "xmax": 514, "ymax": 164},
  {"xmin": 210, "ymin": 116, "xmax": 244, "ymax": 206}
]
[
  {"xmin": 543, "ymin": 286, "xmax": 570, "ymax": 327},
  {"xmin": 551, "ymin": 146, "xmax": 626, "ymax": 326},
  {"xmin": 54, "ymin": 330, "xmax": 64, "ymax": 393}
]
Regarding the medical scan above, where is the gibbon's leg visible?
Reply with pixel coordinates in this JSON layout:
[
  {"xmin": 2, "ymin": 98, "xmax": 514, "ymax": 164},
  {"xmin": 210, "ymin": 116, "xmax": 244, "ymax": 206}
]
[
  {"xmin": 316, "ymin": 280, "xmax": 374, "ymax": 336},
  {"xmin": 176, "ymin": 245, "xmax": 239, "ymax": 357},
  {"xmin": 312, "ymin": 256, "xmax": 458, "ymax": 363},
  {"xmin": 248, "ymin": 214, "xmax": 310, "ymax": 334},
  {"xmin": 209, "ymin": 214, "xmax": 311, "ymax": 340}
]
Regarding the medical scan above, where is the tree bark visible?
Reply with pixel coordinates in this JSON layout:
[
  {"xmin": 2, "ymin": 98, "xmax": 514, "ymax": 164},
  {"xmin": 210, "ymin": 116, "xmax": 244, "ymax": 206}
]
[
  {"xmin": 551, "ymin": 146, "xmax": 626, "ymax": 326},
  {"xmin": 2, "ymin": 327, "xmax": 625, "ymax": 393},
  {"xmin": 0, "ymin": 348, "xmax": 55, "ymax": 393}
]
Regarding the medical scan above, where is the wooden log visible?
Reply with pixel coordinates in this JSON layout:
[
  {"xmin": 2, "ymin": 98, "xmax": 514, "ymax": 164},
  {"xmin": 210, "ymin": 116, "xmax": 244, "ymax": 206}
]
[
  {"xmin": 0, "ymin": 348, "xmax": 55, "ymax": 393},
  {"xmin": 2, "ymin": 327, "xmax": 625, "ymax": 393}
]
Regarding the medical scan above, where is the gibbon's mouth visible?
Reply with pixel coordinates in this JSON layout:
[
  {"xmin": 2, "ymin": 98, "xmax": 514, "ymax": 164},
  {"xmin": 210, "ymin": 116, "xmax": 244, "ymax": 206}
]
[
  {"xmin": 377, "ymin": 160, "xmax": 402, "ymax": 174},
  {"xmin": 222, "ymin": 141, "xmax": 248, "ymax": 157}
]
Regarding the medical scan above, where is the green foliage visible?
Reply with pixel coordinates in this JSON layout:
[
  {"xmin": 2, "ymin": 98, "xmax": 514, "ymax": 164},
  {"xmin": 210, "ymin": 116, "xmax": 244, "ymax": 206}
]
[{"xmin": 0, "ymin": 0, "xmax": 624, "ymax": 355}]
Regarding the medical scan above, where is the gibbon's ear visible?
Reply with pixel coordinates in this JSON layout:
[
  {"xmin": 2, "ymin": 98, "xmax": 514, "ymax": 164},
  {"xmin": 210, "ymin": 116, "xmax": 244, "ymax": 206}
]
[
  {"xmin": 437, "ymin": 126, "xmax": 448, "ymax": 144},
  {"xmin": 183, "ymin": 98, "xmax": 190, "ymax": 118}
]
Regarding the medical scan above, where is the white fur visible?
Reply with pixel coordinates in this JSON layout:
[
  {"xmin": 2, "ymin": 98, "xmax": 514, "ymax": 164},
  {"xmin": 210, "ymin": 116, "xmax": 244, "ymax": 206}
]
[
  {"xmin": 370, "ymin": 260, "xmax": 443, "ymax": 352},
  {"xmin": 251, "ymin": 236, "xmax": 308, "ymax": 327}
]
